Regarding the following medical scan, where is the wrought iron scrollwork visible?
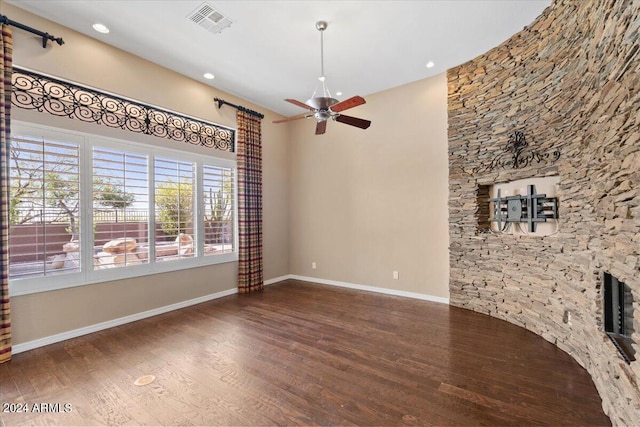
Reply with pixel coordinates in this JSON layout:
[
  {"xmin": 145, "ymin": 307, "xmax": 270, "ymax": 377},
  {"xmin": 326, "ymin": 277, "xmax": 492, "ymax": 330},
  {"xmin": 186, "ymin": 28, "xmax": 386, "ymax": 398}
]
[
  {"xmin": 11, "ymin": 67, "xmax": 235, "ymax": 152},
  {"xmin": 473, "ymin": 131, "xmax": 560, "ymax": 174}
]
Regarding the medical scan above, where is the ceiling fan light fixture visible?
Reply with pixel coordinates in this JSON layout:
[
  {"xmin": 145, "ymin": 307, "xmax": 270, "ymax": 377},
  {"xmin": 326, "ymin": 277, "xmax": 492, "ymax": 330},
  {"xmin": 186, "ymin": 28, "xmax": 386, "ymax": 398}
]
[
  {"xmin": 306, "ymin": 97, "xmax": 338, "ymax": 110},
  {"xmin": 315, "ymin": 110, "xmax": 331, "ymax": 121}
]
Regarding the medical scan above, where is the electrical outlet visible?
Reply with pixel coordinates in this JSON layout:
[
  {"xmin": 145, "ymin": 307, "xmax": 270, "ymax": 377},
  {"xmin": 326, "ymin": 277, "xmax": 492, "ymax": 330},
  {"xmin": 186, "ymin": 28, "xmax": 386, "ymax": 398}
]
[
  {"xmin": 312, "ymin": 262, "xmax": 316, "ymax": 269},
  {"xmin": 393, "ymin": 271, "xmax": 399, "ymax": 279}
]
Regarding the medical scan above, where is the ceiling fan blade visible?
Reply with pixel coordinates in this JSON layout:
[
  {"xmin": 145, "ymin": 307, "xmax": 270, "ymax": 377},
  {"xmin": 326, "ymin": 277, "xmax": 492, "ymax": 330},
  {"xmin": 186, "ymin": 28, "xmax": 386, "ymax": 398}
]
[
  {"xmin": 335, "ymin": 114, "xmax": 371, "ymax": 129},
  {"xmin": 285, "ymin": 98, "xmax": 315, "ymax": 111},
  {"xmin": 272, "ymin": 113, "xmax": 311, "ymax": 124},
  {"xmin": 331, "ymin": 95, "xmax": 366, "ymax": 112},
  {"xmin": 315, "ymin": 120, "xmax": 327, "ymax": 135}
]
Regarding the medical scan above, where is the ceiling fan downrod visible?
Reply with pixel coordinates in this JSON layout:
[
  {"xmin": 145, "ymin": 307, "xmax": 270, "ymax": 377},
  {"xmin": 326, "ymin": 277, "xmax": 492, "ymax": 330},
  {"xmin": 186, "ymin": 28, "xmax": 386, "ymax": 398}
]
[
  {"xmin": 314, "ymin": 20, "xmax": 332, "ymax": 99},
  {"xmin": 316, "ymin": 20, "xmax": 327, "ymax": 80}
]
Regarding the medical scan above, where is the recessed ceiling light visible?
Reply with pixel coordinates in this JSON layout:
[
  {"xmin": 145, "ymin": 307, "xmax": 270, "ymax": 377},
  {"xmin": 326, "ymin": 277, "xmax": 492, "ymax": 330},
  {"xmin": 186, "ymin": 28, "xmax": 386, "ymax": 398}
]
[
  {"xmin": 426, "ymin": 61, "xmax": 435, "ymax": 68},
  {"xmin": 203, "ymin": 73, "xmax": 215, "ymax": 80},
  {"xmin": 92, "ymin": 23, "xmax": 110, "ymax": 34},
  {"xmin": 336, "ymin": 91, "xmax": 342, "ymax": 96}
]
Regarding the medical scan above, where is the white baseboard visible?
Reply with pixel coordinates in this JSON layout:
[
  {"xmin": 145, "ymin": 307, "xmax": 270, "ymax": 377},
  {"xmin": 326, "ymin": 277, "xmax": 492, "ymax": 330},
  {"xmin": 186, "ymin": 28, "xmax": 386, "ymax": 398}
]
[
  {"xmin": 13, "ymin": 275, "xmax": 447, "ymax": 355},
  {"xmin": 284, "ymin": 274, "xmax": 450, "ymax": 305},
  {"xmin": 264, "ymin": 275, "xmax": 292, "ymax": 286},
  {"xmin": 12, "ymin": 287, "xmax": 238, "ymax": 354}
]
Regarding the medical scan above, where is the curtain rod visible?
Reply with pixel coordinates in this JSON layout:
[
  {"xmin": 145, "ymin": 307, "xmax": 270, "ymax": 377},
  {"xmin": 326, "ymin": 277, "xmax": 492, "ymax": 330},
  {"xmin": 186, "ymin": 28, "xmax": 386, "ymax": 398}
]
[
  {"xmin": 0, "ymin": 14, "xmax": 65, "ymax": 48},
  {"xmin": 214, "ymin": 97, "xmax": 264, "ymax": 119}
]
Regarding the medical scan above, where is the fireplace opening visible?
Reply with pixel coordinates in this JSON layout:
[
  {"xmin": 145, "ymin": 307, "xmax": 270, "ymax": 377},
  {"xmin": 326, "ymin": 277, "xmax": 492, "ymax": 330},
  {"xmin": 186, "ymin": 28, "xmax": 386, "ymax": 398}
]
[{"xmin": 603, "ymin": 272, "xmax": 636, "ymax": 363}]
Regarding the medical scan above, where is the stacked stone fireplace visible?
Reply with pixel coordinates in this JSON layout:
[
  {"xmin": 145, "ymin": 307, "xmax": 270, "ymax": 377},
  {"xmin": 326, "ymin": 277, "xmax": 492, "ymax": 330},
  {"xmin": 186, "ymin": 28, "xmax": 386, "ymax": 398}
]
[{"xmin": 447, "ymin": 1, "xmax": 640, "ymax": 425}]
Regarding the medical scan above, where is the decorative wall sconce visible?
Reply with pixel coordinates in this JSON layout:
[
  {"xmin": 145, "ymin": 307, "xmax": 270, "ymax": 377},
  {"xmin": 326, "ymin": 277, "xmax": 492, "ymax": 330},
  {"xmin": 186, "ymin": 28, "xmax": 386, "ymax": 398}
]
[{"xmin": 489, "ymin": 184, "xmax": 558, "ymax": 233}]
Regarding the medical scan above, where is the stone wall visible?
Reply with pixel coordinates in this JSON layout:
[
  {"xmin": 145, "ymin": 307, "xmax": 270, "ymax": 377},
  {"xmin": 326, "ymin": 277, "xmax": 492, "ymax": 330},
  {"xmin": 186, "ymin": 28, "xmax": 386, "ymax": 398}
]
[{"xmin": 447, "ymin": 0, "xmax": 639, "ymax": 425}]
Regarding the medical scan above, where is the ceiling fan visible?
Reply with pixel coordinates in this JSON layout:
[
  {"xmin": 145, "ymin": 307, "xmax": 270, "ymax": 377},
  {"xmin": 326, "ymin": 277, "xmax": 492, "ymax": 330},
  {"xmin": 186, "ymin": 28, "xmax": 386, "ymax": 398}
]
[{"xmin": 273, "ymin": 21, "xmax": 371, "ymax": 135}]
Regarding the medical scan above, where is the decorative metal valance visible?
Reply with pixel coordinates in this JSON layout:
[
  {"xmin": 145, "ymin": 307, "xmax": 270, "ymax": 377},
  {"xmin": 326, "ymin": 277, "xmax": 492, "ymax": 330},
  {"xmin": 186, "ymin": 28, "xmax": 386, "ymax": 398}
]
[
  {"xmin": 11, "ymin": 67, "xmax": 235, "ymax": 152},
  {"xmin": 473, "ymin": 131, "xmax": 560, "ymax": 174}
]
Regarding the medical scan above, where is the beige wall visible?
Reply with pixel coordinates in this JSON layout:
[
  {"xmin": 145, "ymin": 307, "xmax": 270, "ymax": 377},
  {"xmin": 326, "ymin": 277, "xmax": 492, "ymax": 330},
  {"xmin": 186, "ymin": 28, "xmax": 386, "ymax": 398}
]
[
  {"xmin": 2, "ymin": 2, "xmax": 290, "ymax": 344},
  {"xmin": 3, "ymin": 0, "xmax": 448, "ymax": 346},
  {"xmin": 288, "ymin": 74, "xmax": 449, "ymax": 298},
  {"xmin": 11, "ymin": 263, "xmax": 237, "ymax": 344}
]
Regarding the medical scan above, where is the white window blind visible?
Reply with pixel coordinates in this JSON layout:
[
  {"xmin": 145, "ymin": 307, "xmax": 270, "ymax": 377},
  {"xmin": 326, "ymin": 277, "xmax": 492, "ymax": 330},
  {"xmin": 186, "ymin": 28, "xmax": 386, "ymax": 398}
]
[
  {"xmin": 93, "ymin": 147, "xmax": 149, "ymax": 269},
  {"xmin": 203, "ymin": 164, "xmax": 235, "ymax": 255},
  {"xmin": 8, "ymin": 136, "xmax": 80, "ymax": 279},
  {"xmin": 154, "ymin": 157, "xmax": 196, "ymax": 261}
]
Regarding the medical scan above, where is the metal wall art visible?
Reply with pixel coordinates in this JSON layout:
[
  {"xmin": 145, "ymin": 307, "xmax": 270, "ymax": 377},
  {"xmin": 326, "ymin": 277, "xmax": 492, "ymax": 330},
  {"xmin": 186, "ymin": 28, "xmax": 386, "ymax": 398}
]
[
  {"xmin": 473, "ymin": 131, "xmax": 560, "ymax": 174},
  {"xmin": 488, "ymin": 184, "xmax": 558, "ymax": 233},
  {"xmin": 11, "ymin": 67, "xmax": 235, "ymax": 152}
]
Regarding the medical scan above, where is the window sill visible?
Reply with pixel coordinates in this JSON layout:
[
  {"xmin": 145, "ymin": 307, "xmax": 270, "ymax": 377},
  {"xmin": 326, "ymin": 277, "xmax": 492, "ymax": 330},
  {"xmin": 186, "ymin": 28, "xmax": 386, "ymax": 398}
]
[{"xmin": 9, "ymin": 253, "xmax": 238, "ymax": 297}]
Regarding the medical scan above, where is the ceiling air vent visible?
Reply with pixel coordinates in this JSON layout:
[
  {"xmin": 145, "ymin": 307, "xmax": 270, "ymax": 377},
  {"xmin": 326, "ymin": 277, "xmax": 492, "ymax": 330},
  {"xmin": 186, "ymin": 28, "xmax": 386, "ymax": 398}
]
[{"xmin": 187, "ymin": 3, "xmax": 232, "ymax": 34}]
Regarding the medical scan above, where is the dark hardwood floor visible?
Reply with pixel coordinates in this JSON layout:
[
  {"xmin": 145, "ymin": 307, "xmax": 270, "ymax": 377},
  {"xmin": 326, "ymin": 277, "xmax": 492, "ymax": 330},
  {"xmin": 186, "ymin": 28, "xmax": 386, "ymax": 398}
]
[{"xmin": 0, "ymin": 279, "xmax": 610, "ymax": 426}]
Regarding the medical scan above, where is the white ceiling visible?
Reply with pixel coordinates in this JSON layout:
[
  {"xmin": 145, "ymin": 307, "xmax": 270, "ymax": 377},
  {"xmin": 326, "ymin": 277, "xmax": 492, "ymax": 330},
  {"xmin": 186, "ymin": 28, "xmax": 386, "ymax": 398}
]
[{"xmin": 7, "ymin": 0, "xmax": 550, "ymax": 117}]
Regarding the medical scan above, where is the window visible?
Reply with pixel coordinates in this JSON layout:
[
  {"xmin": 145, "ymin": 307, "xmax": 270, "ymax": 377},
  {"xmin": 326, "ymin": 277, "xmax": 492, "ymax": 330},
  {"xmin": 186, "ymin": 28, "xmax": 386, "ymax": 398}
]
[
  {"xmin": 154, "ymin": 157, "xmax": 196, "ymax": 261},
  {"xmin": 93, "ymin": 148, "xmax": 149, "ymax": 269},
  {"xmin": 203, "ymin": 164, "xmax": 235, "ymax": 255},
  {"xmin": 8, "ymin": 122, "xmax": 237, "ymax": 296},
  {"xmin": 8, "ymin": 135, "xmax": 80, "ymax": 280}
]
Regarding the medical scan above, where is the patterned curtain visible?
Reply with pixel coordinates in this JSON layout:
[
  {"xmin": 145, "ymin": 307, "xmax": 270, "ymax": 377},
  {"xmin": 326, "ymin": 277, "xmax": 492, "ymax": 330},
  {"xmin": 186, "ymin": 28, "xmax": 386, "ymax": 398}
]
[
  {"xmin": 0, "ymin": 24, "xmax": 13, "ymax": 364},
  {"xmin": 236, "ymin": 110, "xmax": 263, "ymax": 293}
]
